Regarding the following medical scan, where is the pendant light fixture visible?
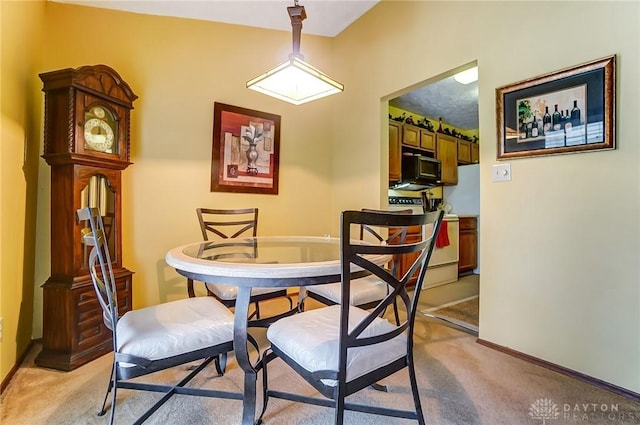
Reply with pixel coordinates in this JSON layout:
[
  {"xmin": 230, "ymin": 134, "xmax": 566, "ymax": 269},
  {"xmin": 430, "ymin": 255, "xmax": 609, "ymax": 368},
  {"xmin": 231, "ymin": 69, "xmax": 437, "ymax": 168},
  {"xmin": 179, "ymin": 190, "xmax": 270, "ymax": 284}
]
[{"xmin": 246, "ymin": 1, "xmax": 344, "ymax": 105}]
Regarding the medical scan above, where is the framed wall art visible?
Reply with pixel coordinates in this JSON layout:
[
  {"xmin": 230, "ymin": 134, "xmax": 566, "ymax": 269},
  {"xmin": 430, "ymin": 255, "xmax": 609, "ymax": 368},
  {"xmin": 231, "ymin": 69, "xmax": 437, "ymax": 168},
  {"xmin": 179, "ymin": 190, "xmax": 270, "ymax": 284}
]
[
  {"xmin": 211, "ymin": 102, "xmax": 280, "ymax": 194},
  {"xmin": 496, "ymin": 55, "xmax": 615, "ymax": 159}
]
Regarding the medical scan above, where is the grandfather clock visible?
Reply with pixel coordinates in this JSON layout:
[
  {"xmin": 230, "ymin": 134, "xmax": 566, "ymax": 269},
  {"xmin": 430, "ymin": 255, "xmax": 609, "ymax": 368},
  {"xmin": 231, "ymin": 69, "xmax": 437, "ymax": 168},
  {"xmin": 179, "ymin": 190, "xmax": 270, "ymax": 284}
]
[{"xmin": 35, "ymin": 65, "xmax": 137, "ymax": 370}]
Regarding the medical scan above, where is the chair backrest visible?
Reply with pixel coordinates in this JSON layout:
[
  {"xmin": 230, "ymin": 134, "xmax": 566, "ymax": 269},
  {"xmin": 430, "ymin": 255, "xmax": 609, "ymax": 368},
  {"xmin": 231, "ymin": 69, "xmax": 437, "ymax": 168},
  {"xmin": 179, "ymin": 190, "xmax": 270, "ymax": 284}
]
[
  {"xmin": 196, "ymin": 208, "xmax": 258, "ymax": 241},
  {"xmin": 359, "ymin": 208, "xmax": 413, "ymax": 276},
  {"xmin": 338, "ymin": 209, "xmax": 444, "ymax": 370},
  {"xmin": 77, "ymin": 207, "xmax": 119, "ymax": 336}
]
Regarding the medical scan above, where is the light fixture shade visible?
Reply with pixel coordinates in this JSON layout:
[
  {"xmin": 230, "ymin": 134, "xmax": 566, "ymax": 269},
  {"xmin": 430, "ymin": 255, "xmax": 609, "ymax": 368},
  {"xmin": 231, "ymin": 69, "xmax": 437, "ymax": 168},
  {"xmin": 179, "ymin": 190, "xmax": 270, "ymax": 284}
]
[
  {"xmin": 454, "ymin": 67, "xmax": 478, "ymax": 85},
  {"xmin": 247, "ymin": 56, "xmax": 344, "ymax": 105}
]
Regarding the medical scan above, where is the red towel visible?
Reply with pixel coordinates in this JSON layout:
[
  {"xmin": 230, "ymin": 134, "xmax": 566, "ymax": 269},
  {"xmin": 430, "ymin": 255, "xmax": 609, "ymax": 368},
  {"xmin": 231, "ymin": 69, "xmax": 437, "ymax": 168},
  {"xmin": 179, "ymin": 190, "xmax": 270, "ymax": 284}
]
[{"xmin": 435, "ymin": 220, "xmax": 450, "ymax": 248}]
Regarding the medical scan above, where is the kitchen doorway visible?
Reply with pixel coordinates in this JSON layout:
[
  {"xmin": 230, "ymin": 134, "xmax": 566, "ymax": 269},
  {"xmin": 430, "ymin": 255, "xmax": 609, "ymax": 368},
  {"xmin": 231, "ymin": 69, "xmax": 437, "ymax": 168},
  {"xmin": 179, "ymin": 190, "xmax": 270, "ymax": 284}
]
[{"xmin": 384, "ymin": 62, "xmax": 480, "ymax": 334}]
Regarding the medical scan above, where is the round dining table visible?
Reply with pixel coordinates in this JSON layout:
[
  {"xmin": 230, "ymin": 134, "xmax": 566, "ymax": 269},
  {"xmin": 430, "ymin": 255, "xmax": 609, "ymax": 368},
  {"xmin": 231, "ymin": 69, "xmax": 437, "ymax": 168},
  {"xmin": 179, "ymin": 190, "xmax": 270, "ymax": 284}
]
[{"xmin": 165, "ymin": 236, "xmax": 389, "ymax": 425}]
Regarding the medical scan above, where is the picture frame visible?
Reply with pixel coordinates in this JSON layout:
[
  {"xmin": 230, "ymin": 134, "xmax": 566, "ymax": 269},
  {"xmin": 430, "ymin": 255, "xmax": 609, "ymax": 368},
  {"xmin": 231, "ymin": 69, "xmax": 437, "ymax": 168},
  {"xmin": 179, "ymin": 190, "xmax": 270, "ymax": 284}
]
[
  {"xmin": 496, "ymin": 55, "xmax": 615, "ymax": 160},
  {"xmin": 211, "ymin": 102, "xmax": 280, "ymax": 194}
]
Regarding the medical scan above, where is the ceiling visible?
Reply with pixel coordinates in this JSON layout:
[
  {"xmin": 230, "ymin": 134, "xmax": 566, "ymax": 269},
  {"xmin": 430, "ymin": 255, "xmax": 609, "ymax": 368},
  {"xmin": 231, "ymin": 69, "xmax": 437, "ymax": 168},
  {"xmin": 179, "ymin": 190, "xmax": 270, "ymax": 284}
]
[
  {"xmin": 50, "ymin": 0, "xmax": 380, "ymax": 37},
  {"xmin": 390, "ymin": 76, "xmax": 479, "ymax": 131},
  {"xmin": 51, "ymin": 0, "xmax": 477, "ymax": 128}
]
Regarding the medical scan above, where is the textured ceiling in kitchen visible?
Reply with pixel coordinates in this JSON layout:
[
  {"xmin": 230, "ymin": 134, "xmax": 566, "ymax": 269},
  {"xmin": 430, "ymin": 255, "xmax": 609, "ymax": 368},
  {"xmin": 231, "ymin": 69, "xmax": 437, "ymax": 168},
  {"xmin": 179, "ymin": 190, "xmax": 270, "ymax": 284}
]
[{"xmin": 390, "ymin": 76, "xmax": 479, "ymax": 131}]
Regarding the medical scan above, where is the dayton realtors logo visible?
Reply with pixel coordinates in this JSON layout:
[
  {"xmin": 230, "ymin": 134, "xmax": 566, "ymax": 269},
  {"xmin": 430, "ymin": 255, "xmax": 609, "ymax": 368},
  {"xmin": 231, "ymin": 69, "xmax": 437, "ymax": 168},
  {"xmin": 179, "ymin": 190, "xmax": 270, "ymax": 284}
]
[
  {"xmin": 529, "ymin": 398, "xmax": 561, "ymax": 424},
  {"xmin": 529, "ymin": 398, "xmax": 639, "ymax": 424}
]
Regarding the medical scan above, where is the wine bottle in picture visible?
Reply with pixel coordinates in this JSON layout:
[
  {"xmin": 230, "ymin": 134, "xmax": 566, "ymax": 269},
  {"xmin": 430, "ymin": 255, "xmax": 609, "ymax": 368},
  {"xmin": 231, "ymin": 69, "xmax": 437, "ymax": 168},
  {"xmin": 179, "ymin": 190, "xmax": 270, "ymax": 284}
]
[
  {"xmin": 562, "ymin": 109, "xmax": 571, "ymax": 131},
  {"xmin": 531, "ymin": 115, "xmax": 539, "ymax": 138},
  {"xmin": 520, "ymin": 120, "xmax": 527, "ymax": 139},
  {"xmin": 543, "ymin": 106, "xmax": 551, "ymax": 135},
  {"xmin": 571, "ymin": 100, "xmax": 581, "ymax": 127},
  {"xmin": 552, "ymin": 104, "xmax": 561, "ymax": 130},
  {"xmin": 564, "ymin": 109, "xmax": 572, "ymax": 132}
]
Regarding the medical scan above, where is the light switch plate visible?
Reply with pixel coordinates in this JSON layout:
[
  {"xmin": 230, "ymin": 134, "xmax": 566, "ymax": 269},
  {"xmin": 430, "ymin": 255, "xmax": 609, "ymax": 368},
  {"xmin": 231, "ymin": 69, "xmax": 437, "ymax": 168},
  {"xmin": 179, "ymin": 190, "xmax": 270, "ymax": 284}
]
[{"xmin": 492, "ymin": 163, "xmax": 511, "ymax": 182}]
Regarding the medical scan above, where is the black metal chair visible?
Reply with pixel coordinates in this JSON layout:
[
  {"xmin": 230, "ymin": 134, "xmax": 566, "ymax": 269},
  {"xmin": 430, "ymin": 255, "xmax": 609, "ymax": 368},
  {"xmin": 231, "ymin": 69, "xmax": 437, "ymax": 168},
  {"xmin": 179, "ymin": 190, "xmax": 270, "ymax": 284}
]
[
  {"xmin": 302, "ymin": 208, "xmax": 412, "ymax": 325},
  {"xmin": 187, "ymin": 207, "xmax": 292, "ymax": 318},
  {"xmin": 77, "ymin": 207, "xmax": 241, "ymax": 425},
  {"xmin": 259, "ymin": 209, "xmax": 444, "ymax": 425}
]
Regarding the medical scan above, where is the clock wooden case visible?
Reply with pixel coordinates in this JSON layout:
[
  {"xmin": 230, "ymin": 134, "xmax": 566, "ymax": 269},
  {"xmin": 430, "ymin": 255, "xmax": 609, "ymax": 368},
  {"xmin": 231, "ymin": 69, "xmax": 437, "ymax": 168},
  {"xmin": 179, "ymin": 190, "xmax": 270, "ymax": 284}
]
[{"xmin": 36, "ymin": 64, "xmax": 137, "ymax": 370}]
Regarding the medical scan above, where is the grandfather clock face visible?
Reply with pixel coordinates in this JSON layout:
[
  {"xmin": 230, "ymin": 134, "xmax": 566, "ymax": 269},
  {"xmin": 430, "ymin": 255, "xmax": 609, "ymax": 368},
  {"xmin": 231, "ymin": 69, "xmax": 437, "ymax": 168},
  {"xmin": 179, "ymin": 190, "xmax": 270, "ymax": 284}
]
[
  {"xmin": 83, "ymin": 105, "xmax": 118, "ymax": 154},
  {"xmin": 75, "ymin": 91, "xmax": 130, "ymax": 161}
]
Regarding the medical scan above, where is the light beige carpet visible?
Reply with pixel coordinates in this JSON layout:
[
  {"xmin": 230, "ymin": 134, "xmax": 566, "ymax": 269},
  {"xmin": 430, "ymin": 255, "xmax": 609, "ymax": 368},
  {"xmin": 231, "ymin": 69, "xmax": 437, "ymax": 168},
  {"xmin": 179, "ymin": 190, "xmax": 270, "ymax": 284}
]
[{"xmin": 2, "ymin": 314, "xmax": 638, "ymax": 425}]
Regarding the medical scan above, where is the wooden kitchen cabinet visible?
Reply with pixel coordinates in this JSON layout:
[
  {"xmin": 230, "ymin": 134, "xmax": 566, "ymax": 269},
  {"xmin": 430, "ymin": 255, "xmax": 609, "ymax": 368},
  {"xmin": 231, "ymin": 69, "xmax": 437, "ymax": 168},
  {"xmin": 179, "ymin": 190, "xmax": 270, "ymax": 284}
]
[
  {"xmin": 401, "ymin": 124, "xmax": 420, "ymax": 148},
  {"xmin": 392, "ymin": 225, "xmax": 422, "ymax": 287},
  {"xmin": 401, "ymin": 124, "xmax": 436, "ymax": 153},
  {"xmin": 457, "ymin": 139, "xmax": 472, "ymax": 164},
  {"xmin": 436, "ymin": 134, "xmax": 458, "ymax": 185},
  {"xmin": 389, "ymin": 120, "xmax": 402, "ymax": 182},
  {"xmin": 471, "ymin": 142, "xmax": 479, "ymax": 164},
  {"xmin": 419, "ymin": 129, "xmax": 436, "ymax": 152},
  {"xmin": 458, "ymin": 216, "xmax": 478, "ymax": 276}
]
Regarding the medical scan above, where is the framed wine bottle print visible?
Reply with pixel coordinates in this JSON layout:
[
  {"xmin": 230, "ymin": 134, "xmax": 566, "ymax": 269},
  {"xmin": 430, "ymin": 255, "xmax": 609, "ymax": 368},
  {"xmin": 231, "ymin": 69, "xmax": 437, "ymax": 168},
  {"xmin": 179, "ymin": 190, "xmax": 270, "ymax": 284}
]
[{"xmin": 496, "ymin": 55, "xmax": 615, "ymax": 159}]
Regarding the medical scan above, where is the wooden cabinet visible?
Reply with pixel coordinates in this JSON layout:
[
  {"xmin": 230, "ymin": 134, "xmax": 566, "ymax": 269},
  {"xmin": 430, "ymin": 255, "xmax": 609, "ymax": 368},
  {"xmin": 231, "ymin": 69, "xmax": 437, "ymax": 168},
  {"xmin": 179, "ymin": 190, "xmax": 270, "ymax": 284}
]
[
  {"xmin": 389, "ymin": 120, "xmax": 402, "ymax": 183},
  {"xmin": 402, "ymin": 124, "xmax": 436, "ymax": 152},
  {"xmin": 457, "ymin": 139, "xmax": 472, "ymax": 164},
  {"xmin": 401, "ymin": 124, "xmax": 420, "ymax": 148},
  {"xmin": 458, "ymin": 216, "xmax": 478, "ymax": 276},
  {"xmin": 471, "ymin": 142, "xmax": 479, "ymax": 164},
  {"xmin": 436, "ymin": 134, "xmax": 458, "ymax": 185},
  {"xmin": 393, "ymin": 226, "xmax": 422, "ymax": 287},
  {"xmin": 419, "ymin": 129, "xmax": 436, "ymax": 151}
]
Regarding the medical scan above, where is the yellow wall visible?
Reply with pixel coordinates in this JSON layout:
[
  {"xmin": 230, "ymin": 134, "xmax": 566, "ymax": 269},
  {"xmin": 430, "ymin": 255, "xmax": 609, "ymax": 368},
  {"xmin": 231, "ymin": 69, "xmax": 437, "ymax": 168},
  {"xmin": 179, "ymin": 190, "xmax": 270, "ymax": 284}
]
[
  {"xmin": 31, "ymin": 3, "xmax": 337, "ymax": 323},
  {"xmin": 0, "ymin": 0, "xmax": 46, "ymax": 383},
  {"xmin": 332, "ymin": 1, "xmax": 639, "ymax": 393},
  {"xmin": 388, "ymin": 105, "xmax": 479, "ymax": 140}
]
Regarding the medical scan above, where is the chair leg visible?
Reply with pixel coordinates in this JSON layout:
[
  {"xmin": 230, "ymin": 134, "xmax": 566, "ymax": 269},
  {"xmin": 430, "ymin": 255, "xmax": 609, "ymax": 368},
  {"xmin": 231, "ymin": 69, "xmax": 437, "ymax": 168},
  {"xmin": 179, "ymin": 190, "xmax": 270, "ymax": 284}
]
[
  {"xmin": 370, "ymin": 382, "xmax": 389, "ymax": 392},
  {"xmin": 334, "ymin": 391, "xmax": 346, "ymax": 425},
  {"xmin": 97, "ymin": 361, "xmax": 115, "ymax": 418},
  {"xmin": 257, "ymin": 350, "xmax": 272, "ymax": 425},
  {"xmin": 109, "ymin": 383, "xmax": 117, "ymax": 425},
  {"xmin": 187, "ymin": 278, "xmax": 196, "ymax": 298},
  {"xmin": 214, "ymin": 353, "xmax": 227, "ymax": 376},
  {"xmin": 297, "ymin": 287, "xmax": 308, "ymax": 312},
  {"xmin": 407, "ymin": 352, "xmax": 426, "ymax": 425}
]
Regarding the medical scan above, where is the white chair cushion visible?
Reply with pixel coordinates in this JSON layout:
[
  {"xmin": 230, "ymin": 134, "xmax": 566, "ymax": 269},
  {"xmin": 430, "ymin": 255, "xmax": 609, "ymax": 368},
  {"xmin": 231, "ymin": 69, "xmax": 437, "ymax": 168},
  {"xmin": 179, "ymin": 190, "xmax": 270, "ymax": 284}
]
[
  {"xmin": 267, "ymin": 305, "xmax": 406, "ymax": 386},
  {"xmin": 116, "ymin": 297, "xmax": 234, "ymax": 363},
  {"xmin": 307, "ymin": 275, "xmax": 390, "ymax": 306},
  {"xmin": 205, "ymin": 283, "xmax": 285, "ymax": 301}
]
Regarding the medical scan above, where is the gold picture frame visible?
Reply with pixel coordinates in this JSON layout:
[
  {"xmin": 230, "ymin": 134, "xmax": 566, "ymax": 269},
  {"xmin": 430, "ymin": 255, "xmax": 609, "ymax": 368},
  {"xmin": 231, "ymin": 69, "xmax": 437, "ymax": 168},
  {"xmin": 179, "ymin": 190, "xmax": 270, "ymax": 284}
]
[{"xmin": 496, "ymin": 55, "xmax": 615, "ymax": 159}]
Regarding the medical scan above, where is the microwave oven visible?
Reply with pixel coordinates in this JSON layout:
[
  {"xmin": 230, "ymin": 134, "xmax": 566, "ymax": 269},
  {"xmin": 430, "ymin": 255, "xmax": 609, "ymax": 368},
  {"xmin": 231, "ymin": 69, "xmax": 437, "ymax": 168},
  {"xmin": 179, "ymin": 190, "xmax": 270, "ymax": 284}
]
[{"xmin": 393, "ymin": 154, "xmax": 442, "ymax": 190}]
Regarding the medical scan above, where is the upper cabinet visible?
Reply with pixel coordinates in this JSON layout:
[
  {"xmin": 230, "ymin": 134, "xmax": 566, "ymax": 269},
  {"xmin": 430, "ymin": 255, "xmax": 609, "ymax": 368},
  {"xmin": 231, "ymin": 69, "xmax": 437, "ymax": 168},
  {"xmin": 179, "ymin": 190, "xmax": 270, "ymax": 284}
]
[
  {"xmin": 471, "ymin": 142, "xmax": 479, "ymax": 164},
  {"xmin": 402, "ymin": 124, "xmax": 436, "ymax": 152},
  {"xmin": 436, "ymin": 134, "xmax": 458, "ymax": 185},
  {"xmin": 457, "ymin": 139, "xmax": 472, "ymax": 164},
  {"xmin": 389, "ymin": 120, "xmax": 402, "ymax": 183}
]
